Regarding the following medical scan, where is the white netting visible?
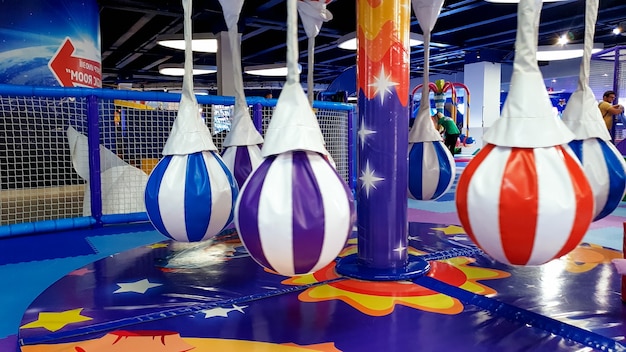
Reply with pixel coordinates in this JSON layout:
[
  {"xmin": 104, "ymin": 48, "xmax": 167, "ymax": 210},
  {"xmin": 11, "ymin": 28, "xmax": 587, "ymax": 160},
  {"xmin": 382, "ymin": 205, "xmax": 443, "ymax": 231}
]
[
  {"xmin": 0, "ymin": 92, "xmax": 352, "ymax": 226},
  {"xmin": 260, "ymin": 104, "xmax": 350, "ymax": 182},
  {"xmin": 0, "ymin": 96, "xmax": 85, "ymax": 224}
]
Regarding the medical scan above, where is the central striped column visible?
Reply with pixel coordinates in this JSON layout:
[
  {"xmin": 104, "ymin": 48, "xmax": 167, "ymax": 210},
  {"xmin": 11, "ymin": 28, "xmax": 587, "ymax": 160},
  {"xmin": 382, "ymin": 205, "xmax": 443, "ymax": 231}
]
[{"xmin": 355, "ymin": 0, "xmax": 410, "ymax": 269}]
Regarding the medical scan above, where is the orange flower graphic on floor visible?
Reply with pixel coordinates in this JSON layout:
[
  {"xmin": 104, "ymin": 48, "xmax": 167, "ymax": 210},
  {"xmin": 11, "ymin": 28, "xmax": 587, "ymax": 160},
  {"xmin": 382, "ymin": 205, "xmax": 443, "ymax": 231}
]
[{"xmin": 282, "ymin": 240, "xmax": 510, "ymax": 316}]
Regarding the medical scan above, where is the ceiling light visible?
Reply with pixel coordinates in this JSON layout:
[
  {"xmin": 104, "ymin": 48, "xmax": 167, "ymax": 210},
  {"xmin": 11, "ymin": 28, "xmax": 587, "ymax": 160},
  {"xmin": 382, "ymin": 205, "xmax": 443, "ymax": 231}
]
[
  {"xmin": 244, "ymin": 63, "xmax": 302, "ymax": 77},
  {"xmin": 536, "ymin": 43, "xmax": 603, "ymax": 61},
  {"xmin": 156, "ymin": 33, "xmax": 218, "ymax": 53},
  {"xmin": 557, "ymin": 35, "xmax": 569, "ymax": 45},
  {"xmin": 158, "ymin": 64, "xmax": 218, "ymax": 76},
  {"xmin": 337, "ymin": 32, "xmax": 424, "ymax": 50}
]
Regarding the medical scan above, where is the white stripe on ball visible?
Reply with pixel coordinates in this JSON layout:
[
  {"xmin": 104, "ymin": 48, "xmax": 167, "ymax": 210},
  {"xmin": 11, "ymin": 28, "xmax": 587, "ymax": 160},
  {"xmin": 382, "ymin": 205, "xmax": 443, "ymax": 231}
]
[
  {"xmin": 308, "ymin": 152, "xmax": 352, "ymax": 272},
  {"xmin": 257, "ymin": 153, "xmax": 295, "ymax": 274},
  {"xmin": 158, "ymin": 156, "xmax": 190, "ymax": 242},
  {"xmin": 465, "ymin": 146, "xmax": 508, "ymax": 262},
  {"xmin": 202, "ymin": 152, "xmax": 236, "ymax": 239},
  {"xmin": 531, "ymin": 147, "xmax": 578, "ymax": 264}
]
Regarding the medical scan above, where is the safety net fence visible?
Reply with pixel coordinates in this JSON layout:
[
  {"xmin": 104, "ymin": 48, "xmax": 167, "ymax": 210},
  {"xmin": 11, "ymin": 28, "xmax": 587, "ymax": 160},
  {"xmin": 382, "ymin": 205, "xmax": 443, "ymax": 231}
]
[{"xmin": 0, "ymin": 85, "xmax": 354, "ymax": 237}]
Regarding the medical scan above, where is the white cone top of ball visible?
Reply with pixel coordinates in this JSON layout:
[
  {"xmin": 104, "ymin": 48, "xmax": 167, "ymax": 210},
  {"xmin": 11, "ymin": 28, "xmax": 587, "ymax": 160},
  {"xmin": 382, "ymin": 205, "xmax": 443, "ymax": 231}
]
[
  {"xmin": 161, "ymin": 89, "xmax": 217, "ymax": 155},
  {"xmin": 411, "ymin": 0, "xmax": 444, "ymax": 33},
  {"xmin": 560, "ymin": 0, "xmax": 611, "ymax": 141},
  {"xmin": 562, "ymin": 89, "xmax": 611, "ymax": 141},
  {"xmin": 223, "ymin": 108, "xmax": 264, "ymax": 147},
  {"xmin": 162, "ymin": 0, "xmax": 216, "ymax": 156},
  {"xmin": 482, "ymin": 0, "xmax": 574, "ymax": 148},
  {"xmin": 409, "ymin": 105, "xmax": 443, "ymax": 143},
  {"xmin": 298, "ymin": 0, "xmax": 333, "ymax": 39},
  {"xmin": 261, "ymin": 81, "xmax": 328, "ymax": 157}
]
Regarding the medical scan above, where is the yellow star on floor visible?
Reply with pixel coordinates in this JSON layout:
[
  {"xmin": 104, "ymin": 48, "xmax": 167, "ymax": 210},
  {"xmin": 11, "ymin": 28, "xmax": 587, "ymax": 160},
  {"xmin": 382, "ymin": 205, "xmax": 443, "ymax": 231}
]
[
  {"xmin": 147, "ymin": 243, "xmax": 169, "ymax": 249},
  {"xmin": 21, "ymin": 308, "xmax": 92, "ymax": 332},
  {"xmin": 431, "ymin": 225, "xmax": 466, "ymax": 235}
]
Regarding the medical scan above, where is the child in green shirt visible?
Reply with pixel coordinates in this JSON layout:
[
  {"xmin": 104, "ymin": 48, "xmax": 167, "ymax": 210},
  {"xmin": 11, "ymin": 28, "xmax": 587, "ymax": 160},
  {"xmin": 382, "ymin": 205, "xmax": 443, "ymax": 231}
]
[{"xmin": 437, "ymin": 113, "xmax": 460, "ymax": 155}]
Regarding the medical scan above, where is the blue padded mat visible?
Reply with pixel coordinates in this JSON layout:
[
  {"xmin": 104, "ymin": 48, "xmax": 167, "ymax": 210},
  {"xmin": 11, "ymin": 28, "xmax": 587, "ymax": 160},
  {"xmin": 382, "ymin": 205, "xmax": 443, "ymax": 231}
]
[{"xmin": 0, "ymin": 231, "xmax": 97, "ymax": 265}]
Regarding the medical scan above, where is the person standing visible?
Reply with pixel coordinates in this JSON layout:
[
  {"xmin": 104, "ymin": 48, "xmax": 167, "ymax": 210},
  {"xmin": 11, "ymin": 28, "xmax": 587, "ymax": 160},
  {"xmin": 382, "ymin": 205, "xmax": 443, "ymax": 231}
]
[
  {"xmin": 436, "ymin": 112, "xmax": 460, "ymax": 155},
  {"xmin": 599, "ymin": 90, "xmax": 624, "ymax": 132}
]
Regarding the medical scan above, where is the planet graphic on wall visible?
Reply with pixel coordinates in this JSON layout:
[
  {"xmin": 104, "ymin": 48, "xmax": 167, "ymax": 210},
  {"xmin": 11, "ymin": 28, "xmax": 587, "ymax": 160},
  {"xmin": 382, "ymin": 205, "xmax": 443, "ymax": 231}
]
[{"xmin": 0, "ymin": 46, "xmax": 60, "ymax": 86}]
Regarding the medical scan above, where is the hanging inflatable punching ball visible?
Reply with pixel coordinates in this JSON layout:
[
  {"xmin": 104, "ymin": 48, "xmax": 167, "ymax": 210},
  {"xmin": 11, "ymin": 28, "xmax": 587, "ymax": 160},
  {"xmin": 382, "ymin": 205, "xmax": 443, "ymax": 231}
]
[
  {"xmin": 455, "ymin": 0, "xmax": 594, "ymax": 266},
  {"xmin": 407, "ymin": 0, "xmax": 454, "ymax": 201},
  {"xmin": 144, "ymin": 0, "xmax": 237, "ymax": 243},
  {"xmin": 217, "ymin": 0, "xmax": 264, "ymax": 188},
  {"xmin": 560, "ymin": 0, "xmax": 626, "ymax": 222},
  {"xmin": 235, "ymin": 0, "xmax": 355, "ymax": 276}
]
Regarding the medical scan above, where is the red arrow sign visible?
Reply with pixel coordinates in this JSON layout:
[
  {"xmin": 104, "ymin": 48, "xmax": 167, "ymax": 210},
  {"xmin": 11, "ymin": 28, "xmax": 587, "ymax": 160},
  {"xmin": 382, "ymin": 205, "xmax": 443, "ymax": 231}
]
[{"xmin": 48, "ymin": 37, "xmax": 102, "ymax": 88}]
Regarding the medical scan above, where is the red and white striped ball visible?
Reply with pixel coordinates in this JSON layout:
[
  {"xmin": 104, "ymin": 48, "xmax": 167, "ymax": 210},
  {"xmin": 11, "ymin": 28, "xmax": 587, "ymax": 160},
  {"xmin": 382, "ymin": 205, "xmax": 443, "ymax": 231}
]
[
  {"xmin": 455, "ymin": 144, "xmax": 594, "ymax": 266},
  {"xmin": 235, "ymin": 150, "xmax": 355, "ymax": 276}
]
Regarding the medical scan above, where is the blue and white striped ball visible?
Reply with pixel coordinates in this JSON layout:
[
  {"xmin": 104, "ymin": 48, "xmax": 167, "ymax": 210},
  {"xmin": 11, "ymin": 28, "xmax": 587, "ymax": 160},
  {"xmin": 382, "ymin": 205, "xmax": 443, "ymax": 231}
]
[
  {"xmin": 221, "ymin": 145, "xmax": 263, "ymax": 188},
  {"xmin": 408, "ymin": 141, "xmax": 456, "ymax": 200},
  {"xmin": 568, "ymin": 138, "xmax": 626, "ymax": 221},
  {"xmin": 235, "ymin": 150, "xmax": 356, "ymax": 276},
  {"xmin": 145, "ymin": 151, "xmax": 238, "ymax": 242}
]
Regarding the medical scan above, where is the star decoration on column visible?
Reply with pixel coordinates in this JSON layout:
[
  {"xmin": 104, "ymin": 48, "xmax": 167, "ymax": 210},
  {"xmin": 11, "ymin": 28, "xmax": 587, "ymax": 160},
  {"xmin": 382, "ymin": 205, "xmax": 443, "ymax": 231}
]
[
  {"xmin": 201, "ymin": 304, "xmax": 248, "ymax": 318},
  {"xmin": 114, "ymin": 279, "xmax": 162, "ymax": 294},
  {"xmin": 359, "ymin": 160, "xmax": 384, "ymax": 198},
  {"xmin": 368, "ymin": 66, "xmax": 398, "ymax": 104},
  {"xmin": 358, "ymin": 118, "xmax": 376, "ymax": 149},
  {"xmin": 21, "ymin": 308, "xmax": 92, "ymax": 332},
  {"xmin": 393, "ymin": 245, "xmax": 407, "ymax": 254}
]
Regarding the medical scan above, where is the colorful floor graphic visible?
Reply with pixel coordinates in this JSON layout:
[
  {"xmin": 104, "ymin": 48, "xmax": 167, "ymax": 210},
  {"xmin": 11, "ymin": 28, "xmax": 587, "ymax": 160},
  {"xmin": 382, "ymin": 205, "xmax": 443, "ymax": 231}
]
[
  {"xmin": 0, "ymin": 159, "xmax": 623, "ymax": 351},
  {"xmin": 16, "ymin": 221, "xmax": 626, "ymax": 351}
]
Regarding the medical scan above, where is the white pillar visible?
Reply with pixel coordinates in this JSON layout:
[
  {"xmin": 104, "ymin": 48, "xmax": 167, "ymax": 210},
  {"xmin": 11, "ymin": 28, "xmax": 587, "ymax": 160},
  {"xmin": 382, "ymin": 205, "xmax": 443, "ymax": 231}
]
[
  {"xmin": 463, "ymin": 61, "xmax": 501, "ymax": 152},
  {"xmin": 217, "ymin": 31, "xmax": 236, "ymax": 96}
]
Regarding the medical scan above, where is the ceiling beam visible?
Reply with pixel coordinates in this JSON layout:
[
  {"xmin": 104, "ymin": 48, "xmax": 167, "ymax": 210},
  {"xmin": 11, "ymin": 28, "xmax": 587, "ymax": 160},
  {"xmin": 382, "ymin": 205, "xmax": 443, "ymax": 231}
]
[{"xmin": 102, "ymin": 13, "xmax": 156, "ymax": 60}]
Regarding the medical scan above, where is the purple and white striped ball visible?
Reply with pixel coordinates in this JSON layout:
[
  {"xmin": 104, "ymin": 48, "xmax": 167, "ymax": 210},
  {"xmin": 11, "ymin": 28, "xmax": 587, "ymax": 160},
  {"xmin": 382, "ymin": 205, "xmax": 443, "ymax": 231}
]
[
  {"xmin": 235, "ymin": 150, "xmax": 356, "ymax": 276},
  {"xmin": 221, "ymin": 145, "xmax": 263, "ymax": 188},
  {"xmin": 145, "ymin": 151, "xmax": 238, "ymax": 242},
  {"xmin": 408, "ymin": 141, "xmax": 455, "ymax": 200},
  {"xmin": 568, "ymin": 138, "xmax": 626, "ymax": 221}
]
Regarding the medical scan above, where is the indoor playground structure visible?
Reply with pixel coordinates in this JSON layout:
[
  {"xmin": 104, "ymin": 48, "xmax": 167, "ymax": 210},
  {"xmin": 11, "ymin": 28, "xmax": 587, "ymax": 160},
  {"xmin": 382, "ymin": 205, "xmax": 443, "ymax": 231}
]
[
  {"xmin": 411, "ymin": 79, "xmax": 473, "ymax": 152},
  {"xmin": 3, "ymin": 0, "xmax": 626, "ymax": 351}
]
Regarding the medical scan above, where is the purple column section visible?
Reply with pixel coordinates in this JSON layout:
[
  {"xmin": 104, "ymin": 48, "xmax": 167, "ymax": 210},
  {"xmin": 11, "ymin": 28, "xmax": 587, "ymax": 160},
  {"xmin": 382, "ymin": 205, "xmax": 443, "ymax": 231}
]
[
  {"xmin": 356, "ymin": 0, "xmax": 410, "ymax": 270},
  {"xmin": 87, "ymin": 95, "xmax": 103, "ymax": 227}
]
